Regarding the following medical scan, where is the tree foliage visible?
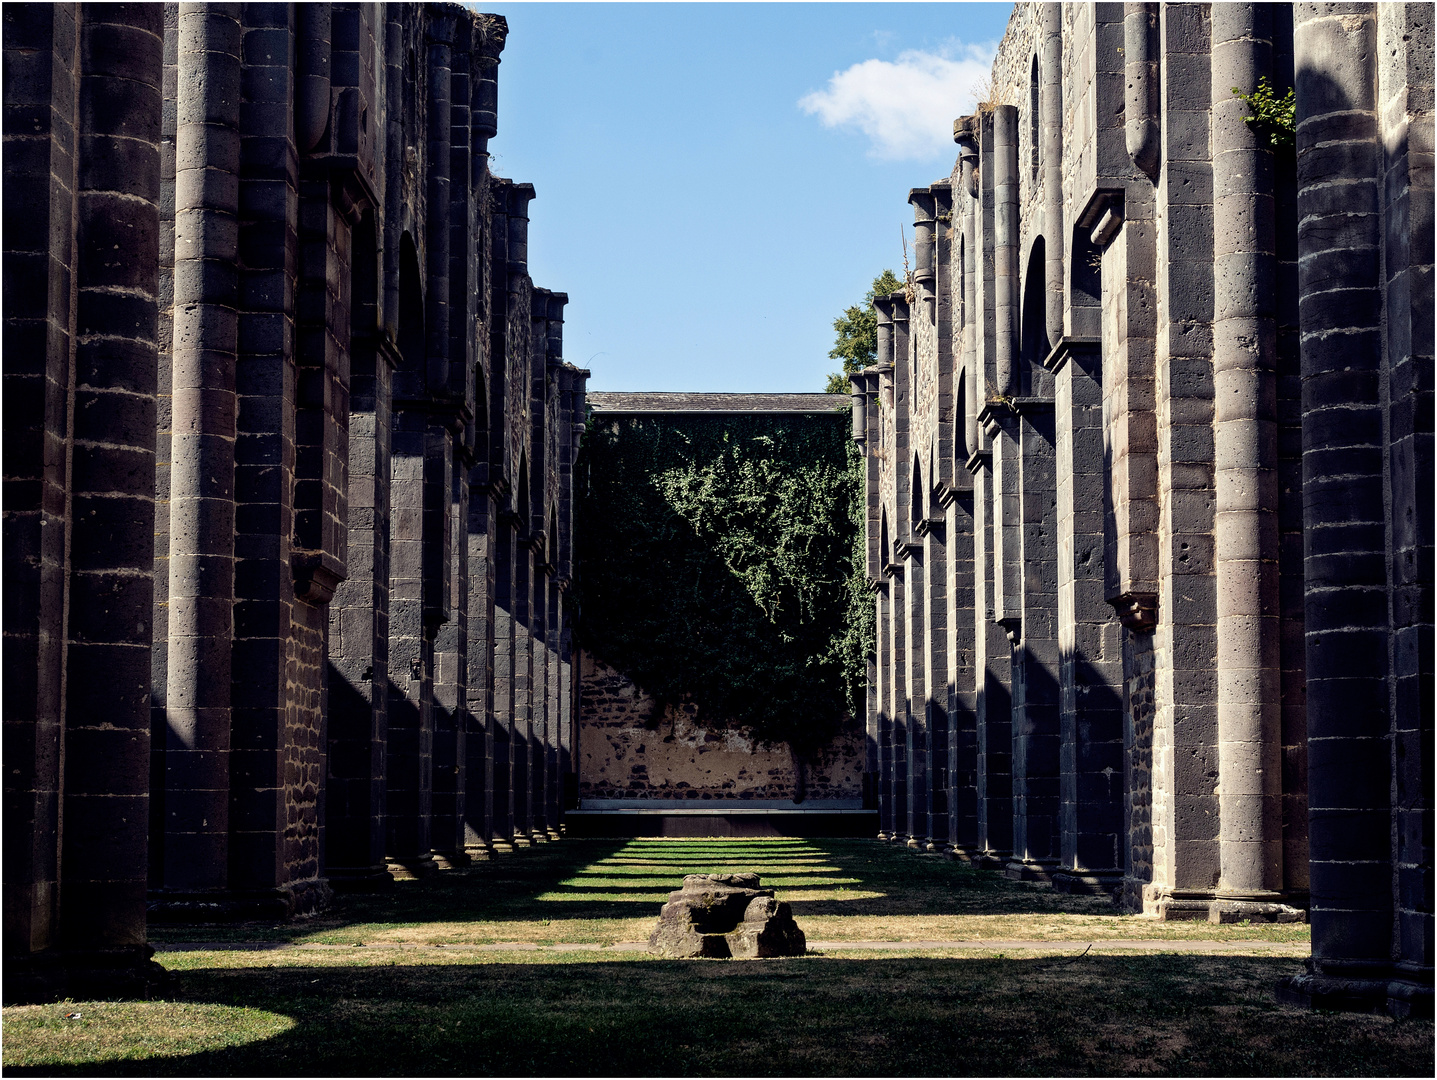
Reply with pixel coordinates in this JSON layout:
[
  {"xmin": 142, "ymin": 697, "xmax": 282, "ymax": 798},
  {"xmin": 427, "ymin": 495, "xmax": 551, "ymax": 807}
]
[
  {"xmin": 823, "ymin": 269, "xmax": 904, "ymax": 395},
  {"xmin": 576, "ymin": 413, "xmax": 873, "ymax": 758}
]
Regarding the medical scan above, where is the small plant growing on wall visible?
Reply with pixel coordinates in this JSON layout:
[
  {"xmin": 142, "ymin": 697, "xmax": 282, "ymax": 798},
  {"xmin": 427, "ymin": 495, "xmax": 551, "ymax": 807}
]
[{"xmin": 1232, "ymin": 76, "xmax": 1296, "ymax": 150}]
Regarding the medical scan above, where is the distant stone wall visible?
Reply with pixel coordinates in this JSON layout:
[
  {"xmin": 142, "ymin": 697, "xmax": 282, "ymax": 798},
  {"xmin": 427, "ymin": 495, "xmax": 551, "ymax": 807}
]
[{"xmin": 579, "ymin": 654, "xmax": 864, "ymax": 804}]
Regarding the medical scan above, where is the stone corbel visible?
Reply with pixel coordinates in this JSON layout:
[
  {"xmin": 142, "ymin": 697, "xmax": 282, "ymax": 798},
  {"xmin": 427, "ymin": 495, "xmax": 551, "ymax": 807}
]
[
  {"xmin": 1041, "ymin": 335, "xmax": 1101, "ymax": 376},
  {"xmin": 292, "ymin": 551, "xmax": 347, "ymax": 605},
  {"xmin": 977, "ymin": 398, "xmax": 1017, "ymax": 440},
  {"xmin": 1106, "ymin": 591, "xmax": 1158, "ymax": 633},
  {"xmin": 913, "ymin": 517, "xmax": 945, "ymax": 539},
  {"xmin": 1078, "ymin": 188, "xmax": 1125, "ymax": 249}
]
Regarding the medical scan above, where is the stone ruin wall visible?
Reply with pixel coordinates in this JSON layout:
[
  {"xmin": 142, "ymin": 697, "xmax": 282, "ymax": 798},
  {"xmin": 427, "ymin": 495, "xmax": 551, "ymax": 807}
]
[
  {"xmin": 3, "ymin": 1, "xmax": 589, "ymax": 1002},
  {"xmin": 855, "ymin": 1, "xmax": 1433, "ymax": 1016},
  {"xmin": 578, "ymin": 654, "xmax": 864, "ymax": 805}
]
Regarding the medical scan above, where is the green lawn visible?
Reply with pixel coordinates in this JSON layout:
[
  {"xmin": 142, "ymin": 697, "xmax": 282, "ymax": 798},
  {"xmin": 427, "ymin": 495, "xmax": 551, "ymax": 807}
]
[
  {"xmin": 6, "ymin": 838, "xmax": 1428, "ymax": 1077},
  {"xmin": 143, "ymin": 836, "xmax": 1312, "ymax": 946}
]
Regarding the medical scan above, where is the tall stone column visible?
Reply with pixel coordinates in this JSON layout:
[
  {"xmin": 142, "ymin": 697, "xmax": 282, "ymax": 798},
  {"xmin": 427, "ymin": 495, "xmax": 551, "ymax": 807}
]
[
  {"xmin": 1050, "ymin": 338, "xmax": 1124, "ymax": 894},
  {"xmin": 491, "ymin": 504, "xmax": 518, "ymax": 849},
  {"xmin": 164, "ymin": 1, "xmax": 241, "ymax": 895},
  {"xmin": 1375, "ymin": 4, "xmax": 1433, "ymax": 1004},
  {"xmin": 4, "ymin": 3, "xmax": 82, "ymax": 975},
  {"xmin": 964, "ymin": 108, "xmax": 1013, "ymax": 869},
  {"xmin": 923, "ymin": 478, "xmax": 949, "ymax": 852},
  {"xmin": 903, "ymin": 452, "xmax": 928, "ymax": 847},
  {"xmin": 946, "ymin": 120, "xmax": 982, "ymax": 859},
  {"xmin": 464, "ymin": 467, "xmax": 498, "ymax": 856},
  {"xmin": 889, "ymin": 295, "xmax": 912, "ymax": 840},
  {"xmin": 5, "ymin": 2, "xmax": 169, "ymax": 1000},
  {"xmin": 1283, "ymin": 2, "xmax": 1432, "ymax": 1016},
  {"xmin": 511, "ymin": 490, "xmax": 534, "ymax": 843},
  {"xmin": 326, "ymin": 219, "xmax": 394, "ymax": 889},
  {"xmin": 1210, "ymin": 3, "xmax": 1285, "ymax": 912},
  {"xmin": 873, "ymin": 297, "xmax": 896, "ymax": 838},
  {"xmin": 852, "ymin": 368, "xmax": 881, "ymax": 818},
  {"xmin": 1008, "ymin": 388, "xmax": 1060, "ymax": 883},
  {"xmin": 386, "ymin": 407, "xmax": 437, "ymax": 877},
  {"xmin": 944, "ymin": 483, "xmax": 978, "ymax": 857},
  {"xmin": 1041, "ymin": 3, "xmax": 1065, "ymax": 349},
  {"xmin": 433, "ymin": 456, "xmax": 470, "ymax": 867}
]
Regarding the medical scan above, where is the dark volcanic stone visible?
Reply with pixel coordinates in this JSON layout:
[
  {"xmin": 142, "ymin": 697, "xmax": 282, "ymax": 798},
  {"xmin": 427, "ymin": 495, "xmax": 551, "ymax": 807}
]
[{"xmin": 646, "ymin": 873, "xmax": 807, "ymax": 959}]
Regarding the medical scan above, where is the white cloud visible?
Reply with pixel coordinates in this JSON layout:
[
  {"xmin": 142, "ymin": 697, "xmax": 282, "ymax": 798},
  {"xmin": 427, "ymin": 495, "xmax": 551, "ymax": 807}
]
[{"xmin": 799, "ymin": 43, "xmax": 996, "ymax": 162}]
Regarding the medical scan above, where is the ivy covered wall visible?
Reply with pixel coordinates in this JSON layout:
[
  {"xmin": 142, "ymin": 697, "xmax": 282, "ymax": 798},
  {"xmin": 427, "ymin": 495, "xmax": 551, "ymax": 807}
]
[{"xmin": 575, "ymin": 409, "xmax": 873, "ymax": 782}]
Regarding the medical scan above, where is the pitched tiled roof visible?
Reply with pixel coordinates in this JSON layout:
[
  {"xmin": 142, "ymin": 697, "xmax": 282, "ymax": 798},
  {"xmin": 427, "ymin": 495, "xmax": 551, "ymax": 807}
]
[{"xmin": 586, "ymin": 392, "xmax": 849, "ymax": 414}]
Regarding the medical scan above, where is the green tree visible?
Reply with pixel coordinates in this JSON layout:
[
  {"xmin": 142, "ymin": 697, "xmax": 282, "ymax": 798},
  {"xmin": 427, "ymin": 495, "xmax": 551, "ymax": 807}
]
[{"xmin": 824, "ymin": 269, "xmax": 904, "ymax": 394}]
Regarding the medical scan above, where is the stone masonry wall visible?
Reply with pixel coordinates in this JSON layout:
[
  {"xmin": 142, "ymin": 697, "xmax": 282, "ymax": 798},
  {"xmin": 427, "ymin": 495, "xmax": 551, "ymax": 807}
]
[
  {"xmin": 856, "ymin": 1, "xmax": 1432, "ymax": 1016},
  {"xmin": 3, "ymin": 2, "xmax": 589, "ymax": 1001},
  {"xmin": 579, "ymin": 655, "xmax": 864, "ymax": 804}
]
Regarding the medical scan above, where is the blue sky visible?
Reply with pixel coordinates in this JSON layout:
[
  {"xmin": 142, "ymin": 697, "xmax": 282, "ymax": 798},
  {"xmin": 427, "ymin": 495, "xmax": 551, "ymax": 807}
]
[{"xmin": 483, "ymin": 2, "xmax": 1015, "ymax": 391}]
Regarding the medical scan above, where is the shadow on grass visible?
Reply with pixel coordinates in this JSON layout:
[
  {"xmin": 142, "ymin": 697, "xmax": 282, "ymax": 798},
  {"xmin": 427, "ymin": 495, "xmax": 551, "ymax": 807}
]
[
  {"xmin": 8, "ymin": 956, "xmax": 1431, "ymax": 1077},
  {"xmin": 147, "ymin": 838, "xmax": 1119, "ymax": 943}
]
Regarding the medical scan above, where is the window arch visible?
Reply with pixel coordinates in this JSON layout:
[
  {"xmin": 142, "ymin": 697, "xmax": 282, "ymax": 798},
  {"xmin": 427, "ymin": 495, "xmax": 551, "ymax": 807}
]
[
  {"xmin": 910, "ymin": 452, "xmax": 924, "ymax": 535},
  {"xmin": 1030, "ymin": 54, "xmax": 1041, "ymax": 184}
]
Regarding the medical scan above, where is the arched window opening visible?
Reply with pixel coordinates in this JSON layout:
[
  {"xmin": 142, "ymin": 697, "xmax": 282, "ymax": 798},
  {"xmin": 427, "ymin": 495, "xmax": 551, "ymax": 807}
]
[
  {"xmin": 1030, "ymin": 54, "xmax": 1041, "ymax": 185},
  {"xmin": 1020, "ymin": 237, "xmax": 1048, "ymax": 392},
  {"xmin": 397, "ymin": 233, "xmax": 424, "ymax": 371},
  {"xmin": 910, "ymin": 453, "xmax": 924, "ymax": 536}
]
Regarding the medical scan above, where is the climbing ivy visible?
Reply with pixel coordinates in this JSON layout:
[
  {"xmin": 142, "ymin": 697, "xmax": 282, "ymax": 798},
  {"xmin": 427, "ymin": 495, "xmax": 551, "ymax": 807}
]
[
  {"xmin": 1232, "ymin": 76, "xmax": 1296, "ymax": 150},
  {"xmin": 575, "ymin": 412, "xmax": 873, "ymax": 758}
]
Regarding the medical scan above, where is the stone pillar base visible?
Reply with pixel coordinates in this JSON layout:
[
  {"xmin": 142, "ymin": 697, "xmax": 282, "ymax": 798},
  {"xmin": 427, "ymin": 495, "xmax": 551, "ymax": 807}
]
[
  {"xmin": 327, "ymin": 865, "xmax": 396, "ymax": 893},
  {"xmin": 432, "ymin": 851, "xmax": 472, "ymax": 870},
  {"xmin": 1209, "ymin": 898, "xmax": 1307, "ymax": 925},
  {"xmin": 1278, "ymin": 960, "xmax": 1434, "ymax": 1019},
  {"xmin": 511, "ymin": 835, "xmax": 535, "ymax": 849},
  {"xmin": 1052, "ymin": 869, "xmax": 1123, "ymax": 897},
  {"xmin": 1141, "ymin": 886, "xmax": 1307, "ymax": 923},
  {"xmin": 386, "ymin": 855, "xmax": 439, "ymax": 880},
  {"xmin": 975, "ymin": 850, "xmax": 1012, "ymax": 871},
  {"xmin": 3, "ymin": 945, "xmax": 170, "ymax": 1005},
  {"xmin": 489, "ymin": 839, "xmax": 517, "ymax": 856},
  {"xmin": 941, "ymin": 845, "xmax": 981, "ymax": 864},
  {"xmin": 546, "ymin": 828, "xmax": 562, "ymax": 842},
  {"xmin": 149, "ymin": 878, "xmax": 332, "ymax": 923},
  {"xmin": 1004, "ymin": 858, "xmax": 1058, "ymax": 883},
  {"xmin": 464, "ymin": 842, "xmax": 496, "ymax": 861}
]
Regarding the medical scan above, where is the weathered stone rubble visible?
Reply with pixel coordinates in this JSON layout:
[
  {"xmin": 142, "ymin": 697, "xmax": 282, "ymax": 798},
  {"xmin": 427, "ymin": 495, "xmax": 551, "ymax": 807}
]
[{"xmin": 648, "ymin": 874, "xmax": 807, "ymax": 959}]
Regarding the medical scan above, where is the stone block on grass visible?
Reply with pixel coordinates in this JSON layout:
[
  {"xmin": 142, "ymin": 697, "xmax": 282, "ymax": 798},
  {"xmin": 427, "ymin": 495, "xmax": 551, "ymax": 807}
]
[{"xmin": 647, "ymin": 873, "xmax": 806, "ymax": 959}]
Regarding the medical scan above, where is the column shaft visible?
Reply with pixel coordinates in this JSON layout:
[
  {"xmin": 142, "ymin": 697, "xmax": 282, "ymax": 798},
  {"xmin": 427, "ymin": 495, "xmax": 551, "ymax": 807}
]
[
  {"xmin": 165, "ymin": 1, "xmax": 241, "ymax": 892},
  {"xmin": 1211, "ymin": 3, "xmax": 1283, "ymax": 900}
]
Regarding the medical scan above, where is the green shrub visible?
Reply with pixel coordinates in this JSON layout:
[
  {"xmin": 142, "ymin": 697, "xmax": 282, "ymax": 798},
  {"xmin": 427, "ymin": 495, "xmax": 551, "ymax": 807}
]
[{"xmin": 575, "ymin": 412, "xmax": 873, "ymax": 757}]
